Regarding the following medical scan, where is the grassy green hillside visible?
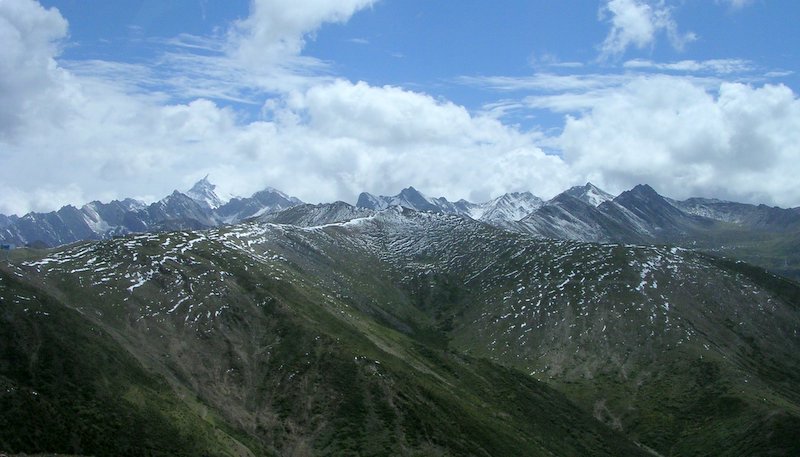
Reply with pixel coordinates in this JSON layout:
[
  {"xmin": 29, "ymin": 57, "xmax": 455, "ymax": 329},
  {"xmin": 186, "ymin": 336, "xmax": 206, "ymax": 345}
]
[
  {"xmin": 1, "ymin": 227, "xmax": 647, "ymax": 456},
  {"xmin": 0, "ymin": 270, "xmax": 258, "ymax": 457}
]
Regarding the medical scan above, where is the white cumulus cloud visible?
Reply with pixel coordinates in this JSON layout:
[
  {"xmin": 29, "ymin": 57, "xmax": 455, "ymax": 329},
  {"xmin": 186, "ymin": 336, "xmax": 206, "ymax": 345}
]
[
  {"xmin": 230, "ymin": 0, "xmax": 375, "ymax": 65},
  {"xmin": 599, "ymin": 0, "xmax": 696, "ymax": 59},
  {"xmin": 0, "ymin": 0, "xmax": 69, "ymax": 140},
  {"xmin": 558, "ymin": 76, "xmax": 800, "ymax": 206},
  {"xmin": 194, "ymin": 80, "xmax": 574, "ymax": 206},
  {"xmin": 0, "ymin": 0, "xmax": 576, "ymax": 215}
]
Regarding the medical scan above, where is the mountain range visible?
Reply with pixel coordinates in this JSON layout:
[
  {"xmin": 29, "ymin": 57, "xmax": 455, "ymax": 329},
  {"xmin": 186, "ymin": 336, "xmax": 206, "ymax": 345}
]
[
  {"xmin": 357, "ymin": 183, "xmax": 800, "ymax": 281},
  {"xmin": 3, "ymin": 179, "xmax": 799, "ymax": 282},
  {"xmin": 2, "ymin": 202, "xmax": 799, "ymax": 455},
  {"xmin": 0, "ymin": 177, "xmax": 301, "ymax": 249}
]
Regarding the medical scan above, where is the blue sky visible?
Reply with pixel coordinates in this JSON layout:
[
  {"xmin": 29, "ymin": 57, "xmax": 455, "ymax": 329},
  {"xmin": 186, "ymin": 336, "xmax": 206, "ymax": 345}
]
[{"xmin": 1, "ymin": 0, "xmax": 799, "ymax": 214}]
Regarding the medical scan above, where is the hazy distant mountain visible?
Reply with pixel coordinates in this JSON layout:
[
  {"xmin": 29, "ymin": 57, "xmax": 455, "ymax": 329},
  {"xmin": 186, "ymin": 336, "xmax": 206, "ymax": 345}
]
[
  {"xmin": 671, "ymin": 197, "xmax": 800, "ymax": 230},
  {"xmin": 357, "ymin": 186, "xmax": 449, "ymax": 213},
  {"xmin": 0, "ymin": 178, "xmax": 303, "ymax": 248},
  {"xmin": 261, "ymin": 201, "xmax": 374, "ymax": 227},
  {"xmin": 216, "ymin": 187, "xmax": 303, "ymax": 223},
  {"xmin": 0, "ymin": 213, "xmax": 18, "ymax": 230},
  {"xmin": 356, "ymin": 187, "xmax": 544, "ymax": 225}
]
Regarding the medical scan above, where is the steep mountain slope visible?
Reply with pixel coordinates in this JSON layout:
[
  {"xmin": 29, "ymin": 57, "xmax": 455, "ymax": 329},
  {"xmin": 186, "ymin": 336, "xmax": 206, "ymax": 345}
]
[
  {"xmin": 81, "ymin": 198, "xmax": 148, "ymax": 234},
  {"xmin": 517, "ymin": 193, "xmax": 643, "ymax": 242},
  {"xmin": 519, "ymin": 184, "xmax": 713, "ymax": 244},
  {"xmin": 140, "ymin": 191, "xmax": 220, "ymax": 231},
  {"xmin": 612, "ymin": 184, "xmax": 700, "ymax": 233},
  {"xmin": 0, "ymin": 214, "xmax": 17, "ymax": 229},
  {"xmin": 4, "ymin": 206, "xmax": 799, "ymax": 456},
  {"xmin": 0, "ymin": 269, "xmax": 257, "ymax": 457}
]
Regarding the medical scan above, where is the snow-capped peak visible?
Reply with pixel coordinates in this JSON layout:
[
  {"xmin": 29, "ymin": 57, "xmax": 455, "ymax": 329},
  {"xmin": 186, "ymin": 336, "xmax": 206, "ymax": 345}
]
[
  {"xmin": 186, "ymin": 175, "xmax": 226, "ymax": 209},
  {"xmin": 472, "ymin": 192, "xmax": 544, "ymax": 222},
  {"xmin": 260, "ymin": 186, "xmax": 295, "ymax": 202},
  {"xmin": 563, "ymin": 182, "xmax": 615, "ymax": 207}
]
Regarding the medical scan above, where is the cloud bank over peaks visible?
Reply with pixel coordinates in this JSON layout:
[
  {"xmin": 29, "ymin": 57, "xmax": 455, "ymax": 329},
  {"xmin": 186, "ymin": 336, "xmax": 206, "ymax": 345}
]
[
  {"xmin": 227, "ymin": 80, "xmax": 575, "ymax": 205},
  {"xmin": 559, "ymin": 76, "xmax": 800, "ymax": 206},
  {"xmin": 0, "ymin": 0, "xmax": 576, "ymax": 214}
]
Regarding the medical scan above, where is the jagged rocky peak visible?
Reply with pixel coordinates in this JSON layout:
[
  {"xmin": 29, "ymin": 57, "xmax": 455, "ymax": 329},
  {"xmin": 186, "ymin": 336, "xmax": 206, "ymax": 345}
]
[
  {"xmin": 186, "ymin": 175, "xmax": 225, "ymax": 209},
  {"xmin": 356, "ymin": 192, "xmax": 387, "ymax": 211},
  {"xmin": 614, "ymin": 184, "xmax": 684, "ymax": 214},
  {"xmin": 398, "ymin": 186, "xmax": 424, "ymax": 199},
  {"xmin": 618, "ymin": 183, "xmax": 668, "ymax": 202},
  {"xmin": 613, "ymin": 184, "xmax": 665, "ymax": 208},
  {"xmin": 563, "ymin": 182, "xmax": 615, "ymax": 207},
  {"xmin": 396, "ymin": 186, "xmax": 439, "ymax": 211}
]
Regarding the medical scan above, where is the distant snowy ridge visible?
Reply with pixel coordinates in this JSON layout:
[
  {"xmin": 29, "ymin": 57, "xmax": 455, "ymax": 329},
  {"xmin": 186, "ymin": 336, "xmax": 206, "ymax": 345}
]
[
  {"xmin": 0, "ymin": 177, "xmax": 304, "ymax": 248},
  {"xmin": 356, "ymin": 186, "xmax": 544, "ymax": 223},
  {"xmin": 3, "ymin": 179, "xmax": 800, "ymax": 253}
]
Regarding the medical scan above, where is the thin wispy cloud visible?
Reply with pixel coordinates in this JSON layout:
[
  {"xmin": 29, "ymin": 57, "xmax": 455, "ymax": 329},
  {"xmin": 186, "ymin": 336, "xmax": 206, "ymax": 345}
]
[
  {"xmin": 716, "ymin": 0, "xmax": 755, "ymax": 10},
  {"xmin": 457, "ymin": 73, "xmax": 631, "ymax": 93},
  {"xmin": 623, "ymin": 58, "xmax": 754, "ymax": 74}
]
